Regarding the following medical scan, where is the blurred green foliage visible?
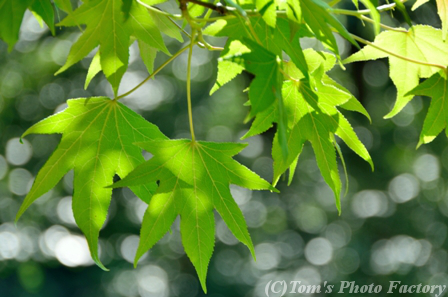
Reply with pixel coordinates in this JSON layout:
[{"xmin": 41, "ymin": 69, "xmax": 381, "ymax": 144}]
[{"xmin": 1, "ymin": 1, "xmax": 448, "ymax": 297}]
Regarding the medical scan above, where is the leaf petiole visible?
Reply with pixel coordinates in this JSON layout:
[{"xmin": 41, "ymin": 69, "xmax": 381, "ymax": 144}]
[
  {"xmin": 187, "ymin": 30, "xmax": 197, "ymax": 142},
  {"xmin": 114, "ymin": 44, "xmax": 190, "ymax": 101},
  {"xmin": 136, "ymin": 0, "xmax": 183, "ymax": 19}
]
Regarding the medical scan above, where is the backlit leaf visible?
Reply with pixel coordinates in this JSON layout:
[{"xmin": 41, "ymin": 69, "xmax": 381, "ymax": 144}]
[
  {"xmin": 56, "ymin": 0, "xmax": 168, "ymax": 95},
  {"xmin": 407, "ymin": 72, "xmax": 448, "ymax": 146},
  {"xmin": 111, "ymin": 139, "xmax": 277, "ymax": 292},
  {"xmin": 344, "ymin": 25, "xmax": 448, "ymax": 118},
  {"xmin": 17, "ymin": 97, "xmax": 166, "ymax": 269}
]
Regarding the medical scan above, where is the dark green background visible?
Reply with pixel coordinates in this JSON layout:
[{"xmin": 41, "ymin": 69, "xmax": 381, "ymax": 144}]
[{"xmin": 0, "ymin": 1, "xmax": 447, "ymax": 296}]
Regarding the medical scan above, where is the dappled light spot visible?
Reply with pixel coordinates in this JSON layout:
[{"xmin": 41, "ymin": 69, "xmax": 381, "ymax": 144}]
[
  {"xmin": 54, "ymin": 235, "xmax": 94, "ymax": 267},
  {"xmin": 325, "ymin": 220, "xmax": 352, "ymax": 249},
  {"xmin": 351, "ymin": 190, "xmax": 389, "ymax": 218},
  {"xmin": 293, "ymin": 266, "xmax": 322, "ymax": 286},
  {"xmin": 216, "ymin": 220, "xmax": 239, "ymax": 245},
  {"xmin": 0, "ymin": 231, "xmax": 20, "ymax": 259},
  {"xmin": 362, "ymin": 61, "xmax": 389, "ymax": 88},
  {"xmin": 388, "ymin": 173, "xmax": 420, "ymax": 203},
  {"xmin": 414, "ymin": 154, "xmax": 440, "ymax": 182},
  {"xmin": 252, "ymin": 243, "xmax": 281, "ymax": 270},
  {"xmin": 239, "ymin": 135, "xmax": 264, "ymax": 158},
  {"xmin": 6, "ymin": 138, "xmax": 32, "ymax": 166},
  {"xmin": 295, "ymin": 205, "xmax": 327, "ymax": 234},
  {"xmin": 56, "ymin": 196, "xmax": 76, "ymax": 226},
  {"xmin": 113, "ymin": 270, "xmax": 138, "ymax": 297},
  {"xmin": 305, "ymin": 238, "xmax": 333, "ymax": 266},
  {"xmin": 8, "ymin": 168, "xmax": 33, "ymax": 195},
  {"xmin": 39, "ymin": 225, "xmax": 70, "ymax": 258},
  {"xmin": 370, "ymin": 236, "xmax": 432, "ymax": 274},
  {"xmin": 121, "ymin": 235, "xmax": 146, "ymax": 264},
  {"xmin": 230, "ymin": 184, "xmax": 252, "ymax": 205},
  {"xmin": 242, "ymin": 200, "xmax": 267, "ymax": 228}
]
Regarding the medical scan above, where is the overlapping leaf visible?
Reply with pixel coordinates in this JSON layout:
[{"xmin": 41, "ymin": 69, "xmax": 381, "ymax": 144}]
[
  {"xmin": 244, "ymin": 49, "xmax": 370, "ymax": 137},
  {"xmin": 111, "ymin": 139, "xmax": 277, "ymax": 292},
  {"xmin": 344, "ymin": 25, "xmax": 448, "ymax": 118},
  {"xmin": 412, "ymin": 0, "xmax": 448, "ymax": 40},
  {"xmin": 242, "ymin": 49, "xmax": 371, "ymax": 212},
  {"xmin": 274, "ymin": 63, "xmax": 372, "ymax": 212},
  {"xmin": 287, "ymin": 0, "xmax": 359, "ymax": 58},
  {"xmin": 205, "ymin": 17, "xmax": 310, "ymax": 94},
  {"xmin": 0, "ymin": 0, "xmax": 56, "ymax": 51},
  {"xmin": 16, "ymin": 97, "xmax": 167, "ymax": 269},
  {"xmin": 56, "ymin": 0, "xmax": 171, "ymax": 94},
  {"xmin": 407, "ymin": 72, "xmax": 448, "ymax": 146}
]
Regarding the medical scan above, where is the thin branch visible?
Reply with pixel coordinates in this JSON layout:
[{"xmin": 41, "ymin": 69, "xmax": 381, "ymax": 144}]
[
  {"xmin": 332, "ymin": 0, "xmax": 407, "ymax": 16},
  {"xmin": 187, "ymin": 0, "xmax": 227, "ymax": 14}
]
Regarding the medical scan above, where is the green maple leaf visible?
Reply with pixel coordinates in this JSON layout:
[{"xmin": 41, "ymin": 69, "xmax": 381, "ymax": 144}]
[
  {"xmin": 273, "ymin": 64, "xmax": 373, "ymax": 213},
  {"xmin": 240, "ymin": 38, "xmax": 284, "ymax": 115},
  {"xmin": 256, "ymin": 0, "xmax": 280, "ymax": 27},
  {"xmin": 344, "ymin": 25, "xmax": 448, "ymax": 118},
  {"xmin": 407, "ymin": 72, "xmax": 448, "ymax": 146},
  {"xmin": 16, "ymin": 97, "xmax": 166, "ymax": 269},
  {"xmin": 412, "ymin": 0, "xmax": 448, "ymax": 40},
  {"xmin": 0, "ymin": 0, "xmax": 56, "ymax": 51},
  {"xmin": 242, "ymin": 49, "xmax": 371, "ymax": 212},
  {"xmin": 436, "ymin": 0, "xmax": 448, "ymax": 40},
  {"xmin": 286, "ymin": 0, "xmax": 358, "ymax": 58},
  {"xmin": 205, "ymin": 17, "xmax": 309, "ymax": 96},
  {"xmin": 243, "ymin": 49, "xmax": 370, "ymax": 138},
  {"xmin": 56, "ymin": 0, "xmax": 169, "ymax": 94},
  {"xmin": 110, "ymin": 139, "xmax": 277, "ymax": 292}
]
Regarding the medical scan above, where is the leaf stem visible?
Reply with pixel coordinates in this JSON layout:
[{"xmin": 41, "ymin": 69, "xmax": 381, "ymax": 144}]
[
  {"xmin": 114, "ymin": 45, "xmax": 190, "ymax": 101},
  {"xmin": 349, "ymin": 34, "xmax": 447, "ymax": 70},
  {"xmin": 358, "ymin": 15, "xmax": 407, "ymax": 32},
  {"xmin": 187, "ymin": 32, "xmax": 197, "ymax": 142},
  {"xmin": 332, "ymin": 0, "xmax": 407, "ymax": 16},
  {"xmin": 136, "ymin": 0, "xmax": 183, "ymax": 19}
]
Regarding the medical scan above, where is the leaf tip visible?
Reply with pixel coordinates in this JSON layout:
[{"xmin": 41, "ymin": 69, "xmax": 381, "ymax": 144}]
[
  {"xmin": 269, "ymin": 185, "xmax": 280, "ymax": 193},
  {"xmin": 199, "ymin": 277, "xmax": 208, "ymax": 294},
  {"xmin": 93, "ymin": 255, "xmax": 109, "ymax": 271}
]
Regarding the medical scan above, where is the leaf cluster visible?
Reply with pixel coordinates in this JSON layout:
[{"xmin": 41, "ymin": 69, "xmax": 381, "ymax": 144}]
[{"xmin": 2, "ymin": 0, "xmax": 448, "ymax": 291}]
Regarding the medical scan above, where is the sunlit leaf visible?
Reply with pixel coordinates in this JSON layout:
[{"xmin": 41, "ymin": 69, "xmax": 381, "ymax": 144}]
[
  {"xmin": 17, "ymin": 97, "xmax": 166, "ymax": 269},
  {"xmin": 344, "ymin": 25, "xmax": 448, "ymax": 118},
  {"xmin": 407, "ymin": 72, "xmax": 448, "ymax": 146},
  {"xmin": 56, "ymin": 0, "xmax": 169, "ymax": 95},
  {"xmin": 111, "ymin": 139, "xmax": 277, "ymax": 292}
]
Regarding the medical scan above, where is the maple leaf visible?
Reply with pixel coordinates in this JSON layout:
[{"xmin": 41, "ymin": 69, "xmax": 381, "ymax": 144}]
[
  {"xmin": 110, "ymin": 139, "xmax": 277, "ymax": 292},
  {"xmin": 243, "ymin": 49, "xmax": 370, "ymax": 138},
  {"xmin": 56, "ymin": 0, "xmax": 170, "ymax": 94},
  {"xmin": 205, "ymin": 17, "xmax": 310, "ymax": 96},
  {"xmin": 273, "ymin": 64, "xmax": 373, "ymax": 213},
  {"xmin": 241, "ymin": 49, "xmax": 371, "ymax": 212},
  {"xmin": 407, "ymin": 72, "xmax": 448, "ymax": 146},
  {"xmin": 256, "ymin": 0, "xmax": 280, "ymax": 27},
  {"xmin": 287, "ymin": 0, "xmax": 359, "ymax": 58},
  {"xmin": 16, "ymin": 97, "xmax": 166, "ymax": 269},
  {"xmin": 344, "ymin": 25, "xmax": 448, "ymax": 118},
  {"xmin": 0, "ymin": 0, "xmax": 55, "ymax": 51}
]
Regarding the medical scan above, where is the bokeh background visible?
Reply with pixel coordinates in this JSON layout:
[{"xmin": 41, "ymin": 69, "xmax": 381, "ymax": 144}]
[{"xmin": 0, "ymin": 1, "xmax": 447, "ymax": 296}]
